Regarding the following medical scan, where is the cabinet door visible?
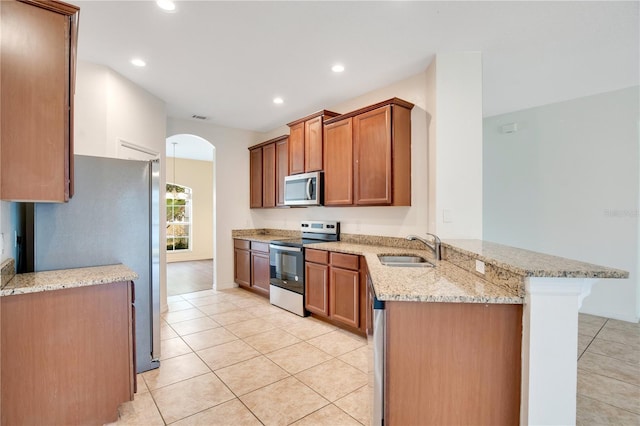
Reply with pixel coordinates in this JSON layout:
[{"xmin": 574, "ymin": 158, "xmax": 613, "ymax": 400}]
[
  {"xmin": 234, "ymin": 249, "xmax": 251, "ymax": 288},
  {"xmin": 275, "ymin": 138, "xmax": 289, "ymax": 206},
  {"xmin": 289, "ymin": 122, "xmax": 305, "ymax": 175},
  {"xmin": 304, "ymin": 116, "xmax": 323, "ymax": 172},
  {"xmin": 251, "ymin": 252, "xmax": 270, "ymax": 296},
  {"xmin": 330, "ymin": 267, "xmax": 360, "ymax": 328},
  {"xmin": 324, "ymin": 118, "xmax": 353, "ymax": 206},
  {"xmin": 353, "ymin": 105, "xmax": 392, "ymax": 205},
  {"xmin": 262, "ymin": 143, "xmax": 276, "ymax": 208},
  {"xmin": 1, "ymin": 0, "xmax": 78, "ymax": 202},
  {"xmin": 305, "ymin": 262, "xmax": 329, "ymax": 317},
  {"xmin": 249, "ymin": 148, "xmax": 263, "ymax": 208}
]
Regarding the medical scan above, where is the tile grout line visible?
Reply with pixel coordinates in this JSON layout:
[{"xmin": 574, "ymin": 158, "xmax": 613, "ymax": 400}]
[{"xmin": 578, "ymin": 318, "xmax": 609, "ymax": 361}]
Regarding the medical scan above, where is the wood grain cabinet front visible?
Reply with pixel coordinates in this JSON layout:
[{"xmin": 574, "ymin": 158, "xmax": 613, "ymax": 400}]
[
  {"xmin": 323, "ymin": 98, "xmax": 413, "ymax": 207},
  {"xmin": 0, "ymin": 0, "xmax": 80, "ymax": 202},
  {"xmin": 234, "ymin": 239, "xmax": 251, "ymax": 288},
  {"xmin": 323, "ymin": 118, "xmax": 354, "ymax": 206},
  {"xmin": 287, "ymin": 110, "xmax": 340, "ymax": 175},
  {"xmin": 385, "ymin": 302, "xmax": 522, "ymax": 425},
  {"xmin": 250, "ymin": 242, "xmax": 270, "ymax": 297},
  {"xmin": 233, "ymin": 239, "xmax": 270, "ymax": 298},
  {"xmin": 305, "ymin": 250, "xmax": 365, "ymax": 332},
  {"xmin": 249, "ymin": 135, "xmax": 288, "ymax": 209},
  {"xmin": 1, "ymin": 281, "xmax": 135, "ymax": 425}
]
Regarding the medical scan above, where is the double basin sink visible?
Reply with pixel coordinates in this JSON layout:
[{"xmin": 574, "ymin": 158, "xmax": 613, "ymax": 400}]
[{"xmin": 378, "ymin": 254, "xmax": 435, "ymax": 268}]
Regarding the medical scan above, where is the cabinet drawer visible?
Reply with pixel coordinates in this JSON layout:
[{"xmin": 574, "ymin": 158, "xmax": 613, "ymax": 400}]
[
  {"xmin": 306, "ymin": 249, "xmax": 329, "ymax": 264},
  {"xmin": 330, "ymin": 252, "xmax": 359, "ymax": 270},
  {"xmin": 251, "ymin": 241, "xmax": 270, "ymax": 253},
  {"xmin": 234, "ymin": 239, "xmax": 250, "ymax": 250}
]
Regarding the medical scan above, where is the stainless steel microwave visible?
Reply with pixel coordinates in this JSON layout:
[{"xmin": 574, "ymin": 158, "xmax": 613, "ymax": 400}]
[{"xmin": 284, "ymin": 171, "xmax": 323, "ymax": 206}]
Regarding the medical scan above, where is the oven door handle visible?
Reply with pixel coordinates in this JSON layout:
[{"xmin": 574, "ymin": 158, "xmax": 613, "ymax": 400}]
[{"xmin": 269, "ymin": 244, "xmax": 302, "ymax": 253}]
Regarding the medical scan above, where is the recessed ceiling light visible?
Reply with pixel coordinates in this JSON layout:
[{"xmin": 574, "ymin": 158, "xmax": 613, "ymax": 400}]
[
  {"xmin": 332, "ymin": 64, "xmax": 345, "ymax": 73},
  {"xmin": 131, "ymin": 58, "xmax": 146, "ymax": 67},
  {"xmin": 156, "ymin": 0, "xmax": 176, "ymax": 12},
  {"xmin": 273, "ymin": 97, "xmax": 284, "ymax": 105}
]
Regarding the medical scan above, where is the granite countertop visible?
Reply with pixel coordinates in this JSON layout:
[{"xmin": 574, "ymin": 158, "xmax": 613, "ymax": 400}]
[
  {"xmin": 233, "ymin": 234, "xmax": 294, "ymax": 243},
  {"xmin": 232, "ymin": 230, "xmax": 628, "ymax": 305},
  {"xmin": 443, "ymin": 240, "xmax": 629, "ymax": 279},
  {"xmin": 1, "ymin": 264, "xmax": 139, "ymax": 297},
  {"xmin": 307, "ymin": 242, "xmax": 523, "ymax": 304}
]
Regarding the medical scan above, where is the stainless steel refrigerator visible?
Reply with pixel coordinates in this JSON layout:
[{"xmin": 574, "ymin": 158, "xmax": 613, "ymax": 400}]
[{"xmin": 33, "ymin": 155, "xmax": 161, "ymax": 373}]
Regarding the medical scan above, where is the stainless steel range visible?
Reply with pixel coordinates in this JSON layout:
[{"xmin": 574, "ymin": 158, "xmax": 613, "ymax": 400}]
[{"xmin": 269, "ymin": 220, "xmax": 339, "ymax": 316}]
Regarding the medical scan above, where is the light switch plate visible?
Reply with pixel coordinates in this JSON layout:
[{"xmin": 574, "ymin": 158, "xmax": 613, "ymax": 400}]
[
  {"xmin": 443, "ymin": 209, "xmax": 453, "ymax": 223},
  {"xmin": 475, "ymin": 259, "xmax": 485, "ymax": 274}
]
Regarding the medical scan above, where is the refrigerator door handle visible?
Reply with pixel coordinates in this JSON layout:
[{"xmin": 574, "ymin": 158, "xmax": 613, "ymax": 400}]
[{"xmin": 150, "ymin": 158, "xmax": 161, "ymax": 362}]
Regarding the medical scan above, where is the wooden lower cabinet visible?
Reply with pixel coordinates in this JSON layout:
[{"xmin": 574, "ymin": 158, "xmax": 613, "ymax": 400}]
[
  {"xmin": 251, "ymin": 250, "xmax": 270, "ymax": 296},
  {"xmin": 330, "ymin": 267, "xmax": 359, "ymax": 328},
  {"xmin": 305, "ymin": 249, "xmax": 364, "ymax": 332},
  {"xmin": 305, "ymin": 261, "xmax": 329, "ymax": 316},
  {"xmin": 385, "ymin": 301, "xmax": 522, "ymax": 425},
  {"xmin": 1, "ymin": 282, "xmax": 135, "ymax": 425},
  {"xmin": 234, "ymin": 239, "xmax": 251, "ymax": 287},
  {"xmin": 233, "ymin": 239, "xmax": 270, "ymax": 298}
]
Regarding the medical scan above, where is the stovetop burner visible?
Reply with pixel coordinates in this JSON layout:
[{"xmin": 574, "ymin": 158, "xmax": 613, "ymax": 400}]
[
  {"xmin": 269, "ymin": 237, "xmax": 330, "ymax": 248},
  {"xmin": 270, "ymin": 220, "xmax": 340, "ymax": 248}
]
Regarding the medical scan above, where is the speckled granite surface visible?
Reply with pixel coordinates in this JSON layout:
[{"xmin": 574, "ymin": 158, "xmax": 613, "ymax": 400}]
[
  {"xmin": 1, "ymin": 258, "xmax": 16, "ymax": 289},
  {"xmin": 307, "ymin": 242, "xmax": 523, "ymax": 304},
  {"xmin": 1, "ymin": 264, "xmax": 139, "ymax": 297},
  {"xmin": 443, "ymin": 240, "xmax": 629, "ymax": 279},
  {"xmin": 231, "ymin": 229, "xmax": 627, "ymax": 304},
  {"xmin": 232, "ymin": 229, "xmax": 300, "ymax": 243}
]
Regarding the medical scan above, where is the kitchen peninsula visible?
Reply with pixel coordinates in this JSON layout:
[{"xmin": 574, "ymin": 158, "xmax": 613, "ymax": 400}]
[
  {"xmin": 233, "ymin": 229, "xmax": 628, "ymax": 425},
  {"xmin": 0, "ymin": 261, "xmax": 138, "ymax": 425}
]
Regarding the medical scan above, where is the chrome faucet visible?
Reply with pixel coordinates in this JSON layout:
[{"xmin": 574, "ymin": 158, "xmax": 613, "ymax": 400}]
[{"xmin": 406, "ymin": 233, "xmax": 441, "ymax": 261}]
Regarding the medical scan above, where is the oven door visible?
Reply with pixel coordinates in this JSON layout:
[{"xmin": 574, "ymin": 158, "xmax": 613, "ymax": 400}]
[{"xmin": 269, "ymin": 244, "xmax": 304, "ymax": 294}]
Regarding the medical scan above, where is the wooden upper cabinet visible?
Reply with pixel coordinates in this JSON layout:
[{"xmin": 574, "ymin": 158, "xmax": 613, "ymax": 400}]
[
  {"xmin": 262, "ymin": 143, "xmax": 276, "ymax": 208},
  {"xmin": 0, "ymin": 0, "xmax": 79, "ymax": 202},
  {"xmin": 248, "ymin": 134, "xmax": 288, "ymax": 209},
  {"xmin": 354, "ymin": 106, "xmax": 393, "ymax": 205},
  {"xmin": 275, "ymin": 137, "xmax": 288, "ymax": 206},
  {"xmin": 249, "ymin": 148, "xmax": 263, "ymax": 208},
  {"xmin": 288, "ymin": 122, "xmax": 305, "ymax": 175},
  {"xmin": 324, "ymin": 98, "xmax": 413, "ymax": 207},
  {"xmin": 287, "ymin": 110, "xmax": 339, "ymax": 175},
  {"xmin": 323, "ymin": 118, "xmax": 354, "ymax": 206},
  {"xmin": 304, "ymin": 116, "xmax": 324, "ymax": 172}
]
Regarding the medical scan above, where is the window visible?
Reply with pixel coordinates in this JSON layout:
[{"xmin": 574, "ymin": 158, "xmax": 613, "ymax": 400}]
[{"xmin": 166, "ymin": 183, "xmax": 192, "ymax": 251}]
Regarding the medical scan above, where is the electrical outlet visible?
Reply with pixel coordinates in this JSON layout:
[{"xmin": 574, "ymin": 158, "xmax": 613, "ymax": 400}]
[{"xmin": 475, "ymin": 260, "xmax": 485, "ymax": 274}]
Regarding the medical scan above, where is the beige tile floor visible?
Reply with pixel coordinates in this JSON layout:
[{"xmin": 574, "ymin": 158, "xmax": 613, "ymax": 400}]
[
  {"xmin": 577, "ymin": 313, "xmax": 640, "ymax": 425},
  {"xmin": 109, "ymin": 288, "xmax": 640, "ymax": 425},
  {"xmin": 109, "ymin": 288, "xmax": 370, "ymax": 425}
]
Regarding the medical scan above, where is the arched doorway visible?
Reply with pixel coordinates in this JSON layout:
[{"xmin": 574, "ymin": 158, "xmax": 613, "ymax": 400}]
[{"xmin": 165, "ymin": 134, "xmax": 215, "ymax": 296}]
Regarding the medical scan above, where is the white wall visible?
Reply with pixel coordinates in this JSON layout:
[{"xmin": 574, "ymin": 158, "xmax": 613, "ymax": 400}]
[
  {"xmin": 166, "ymin": 157, "xmax": 214, "ymax": 263},
  {"xmin": 166, "ymin": 118, "xmax": 261, "ymax": 289},
  {"xmin": 484, "ymin": 86, "xmax": 640, "ymax": 322},
  {"xmin": 430, "ymin": 53, "xmax": 483, "ymax": 238},
  {"xmin": 254, "ymin": 53, "xmax": 484, "ymax": 240}
]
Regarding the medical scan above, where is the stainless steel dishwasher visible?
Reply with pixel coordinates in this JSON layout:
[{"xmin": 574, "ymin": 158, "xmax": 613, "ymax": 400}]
[{"xmin": 367, "ymin": 273, "xmax": 385, "ymax": 425}]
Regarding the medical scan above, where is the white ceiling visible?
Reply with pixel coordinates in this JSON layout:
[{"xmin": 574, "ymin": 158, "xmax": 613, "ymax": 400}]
[{"xmin": 76, "ymin": 1, "xmax": 638, "ymax": 143}]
